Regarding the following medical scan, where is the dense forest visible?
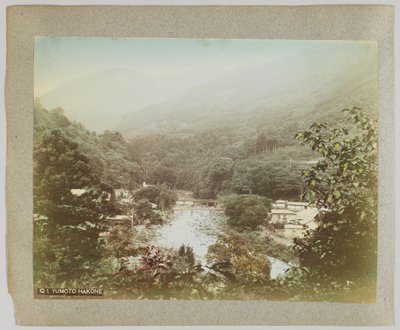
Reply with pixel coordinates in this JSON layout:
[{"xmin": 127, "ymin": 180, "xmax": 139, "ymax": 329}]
[
  {"xmin": 35, "ymin": 97, "xmax": 371, "ymax": 202},
  {"xmin": 35, "ymin": 73, "xmax": 377, "ymax": 203},
  {"xmin": 34, "ymin": 102, "xmax": 143, "ymax": 190},
  {"xmin": 33, "ymin": 99, "xmax": 377, "ymax": 302}
]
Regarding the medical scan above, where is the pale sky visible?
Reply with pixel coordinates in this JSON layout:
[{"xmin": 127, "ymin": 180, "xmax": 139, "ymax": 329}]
[
  {"xmin": 34, "ymin": 37, "xmax": 375, "ymax": 97},
  {"xmin": 33, "ymin": 37, "xmax": 377, "ymax": 132}
]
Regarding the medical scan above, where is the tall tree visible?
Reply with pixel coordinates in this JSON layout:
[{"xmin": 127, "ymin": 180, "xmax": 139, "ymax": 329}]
[
  {"xmin": 34, "ymin": 129, "xmax": 107, "ymax": 285},
  {"xmin": 292, "ymin": 107, "xmax": 378, "ymax": 302},
  {"xmin": 255, "ymin": 131, "xmax": 268, "ymax": 153}
]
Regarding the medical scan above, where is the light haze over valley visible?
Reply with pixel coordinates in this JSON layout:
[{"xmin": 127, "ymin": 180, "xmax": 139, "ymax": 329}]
[{"xmin": 35, "ymin": 38, "xmax": 377, "ymax": 133}]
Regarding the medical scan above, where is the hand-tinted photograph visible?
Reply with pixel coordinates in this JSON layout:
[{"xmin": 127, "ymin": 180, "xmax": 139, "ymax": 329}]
[{"xmin": 33, "ymin": 37, "xmax": 378, "ymax": 302}]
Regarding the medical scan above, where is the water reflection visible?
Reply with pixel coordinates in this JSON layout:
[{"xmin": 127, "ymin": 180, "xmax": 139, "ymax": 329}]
[
  {"xmin": 154, "ymin": 208, "xmax": 223, "ymax": 263},
  {"xmin": 153, "ymin": 208, "xmax": 290, "ymax": 279}
]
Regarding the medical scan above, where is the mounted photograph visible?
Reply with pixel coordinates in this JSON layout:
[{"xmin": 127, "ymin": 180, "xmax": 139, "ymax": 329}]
[{"xmin": 33, "ymin": 37, "xmax": 378, "ymax": 302}]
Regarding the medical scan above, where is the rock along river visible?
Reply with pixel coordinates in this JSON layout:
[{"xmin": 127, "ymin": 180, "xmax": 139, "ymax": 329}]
[{"xmin": 153, "ymin": 207, "xmax": 290, "ymax": 279}]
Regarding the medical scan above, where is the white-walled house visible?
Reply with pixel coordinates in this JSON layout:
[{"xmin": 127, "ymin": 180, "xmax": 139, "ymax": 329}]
[
  {"xmin": 269, "ymin": 200, "xmax": 320, "ymax": 239},
  {"xmin": 275, "ymin": 222, "xmax": 304, "ymax": 239},
  {"xmin": 272, "ymin": 200, "xmax": 309, "ymax": 211},
  {"xmin": 287, "ymin": 201, "xmax": 309, "ymax": 211},
  {"xmin": 272, "ymin": 200, "xmax": 287, "ymax": 209},
  {"xmin": 270, "ymin": 209, "xmax": 297, "ymax": 223}
]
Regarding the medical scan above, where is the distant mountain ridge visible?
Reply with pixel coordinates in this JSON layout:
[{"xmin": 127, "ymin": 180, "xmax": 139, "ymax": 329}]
[
  {"xmin": 116, "ymin": 50, "xmax": 377, "ymax": 136},
  {"xmin": 38, "ymin": 66, "xmax": 231, "ymax": 132},
  {"xmin": 39, "ymin": 68, "xmax": 166, "ymax": 131},
  {"xmin": 39, "ymin": 45, "xmax": 378, "ymax": 136}
]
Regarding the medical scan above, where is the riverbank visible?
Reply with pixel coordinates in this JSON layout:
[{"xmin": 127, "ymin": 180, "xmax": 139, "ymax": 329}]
[
  {"xmin": 153, "ymin": 208, "xmax": 225, "ymax": 264},
  {"xmin": 241, "ymin": 229, "xmax": 298, "ymax": 265},
  {"xmin": 154, "ymin": 203, "xmax": 293, "ymax": 279},
  {"xmin": 120, "ymin": 191, "xmax": 295, "ymax": 281}
]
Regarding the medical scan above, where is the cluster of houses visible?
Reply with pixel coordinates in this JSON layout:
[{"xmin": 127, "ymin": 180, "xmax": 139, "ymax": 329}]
[
  {"xmin": 59, "ymin": 189, "xmax": 323, "ymax": 241},
  {"xmin": 268, "ymin": 200, "xmax": 320, "ymax": 239}
]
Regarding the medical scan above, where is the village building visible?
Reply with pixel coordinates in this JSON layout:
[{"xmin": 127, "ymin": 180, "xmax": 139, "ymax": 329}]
[
  {"xmin": 102, "ymin": 215, "xmax": 133, "ymax": 229},
  {"xmin": 287, "ymin": 201, "xmax": 309, "ymax": 211},
  {"xmin": 70, "ymin": 188, "xmax": 87, "ymax": 197},
  {"xmin": 275, "ymin": 221, "xmax": 304, "ymax": 239},
  {"xmin": 270, "ymin": 209, "xmax": 297, "ymax": 223},
  {"xmin": 272, "ymin": 200, "xmax": 309, "ymax": 211},
  {"xmin": 269, "ymin": 200, "xmax": 320, "ymax": 239}
]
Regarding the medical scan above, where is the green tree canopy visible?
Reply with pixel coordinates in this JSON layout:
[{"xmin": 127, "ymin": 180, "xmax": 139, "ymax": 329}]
[
  {"xmin": 208, "ymin": 230, "xmax": 272, "ymax": 284},
  {"xmin": 231, "ymin": 160, "xmax": 303, "ymax": 200},
  {"xmin": 224, "ymin": 194, "xmax": 271, "ymax": 230},
  {"xmin": 133, "ymin": 185, "xmax": 177, "ymax": 210},
  {"xmin": 33, "ymin": 129, "xmax": 108, "ymax": 285},
  {"xmin": 149, "ymin": 165, "xmax": 177, "ymax": 187},
  {"xmin": 194, "ymin": 157, "xmax": 234, "ymax": 199},
  {"xmin": 292, "ymin": 107, "xmax": 378, "ymax": 301}
]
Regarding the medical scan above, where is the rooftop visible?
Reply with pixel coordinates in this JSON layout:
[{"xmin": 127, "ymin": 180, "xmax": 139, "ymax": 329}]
[
  {"xmin": 284, "ymin": 223, "xmax": 303, "ymax": 229},
  {"xmin": 271, "ymin": 209, "xmax": 296, "ymax": 214},
  {"xmin": 70, "ymin": 188, "xmax": 87, "ymax": 197},
  {"xmin": 287, "ymin": 201, "xmax": 309, "ymax": 206},
  {"xmin": 106, "ymin": 215, "xmax": 131, "ymax": 220},
  {"xmin": 296, "ymin": 208, "xmax": 319, "ymax": 220},
  {"xmin": 273, "ymin": 200, "xmax": 309, "ymax": 206}
]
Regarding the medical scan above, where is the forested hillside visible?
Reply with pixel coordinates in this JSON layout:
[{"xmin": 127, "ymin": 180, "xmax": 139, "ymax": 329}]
[
  {"xmin": 34, "ymin": 73, "xmax": 377, "ymax": 202},
  {"xmin": 35, "ymin": 39, "xmax": 377, "ymax": 202},
  {"xmin": 116, "ymin": 51, "xmax": 377, "ymax": 199},
  {"xmin": 124, "ymin": 79, "xmax": 377, "ymax": 200},
  {"xmin": 34, "ymin": 102, "xmax": 315, "ymax": 200},
  {"xmin": 117, "ymin": 44, "xmax": 377, "ymax": 136},
  {"xmin": 34, "ymin": 102, "xmax": 144, "ymax": 190}
]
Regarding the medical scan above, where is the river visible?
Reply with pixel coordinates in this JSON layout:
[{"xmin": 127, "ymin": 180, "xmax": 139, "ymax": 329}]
[{"xmin": 153, "ymin": 207, "xmax": 290, "ymax": 279}]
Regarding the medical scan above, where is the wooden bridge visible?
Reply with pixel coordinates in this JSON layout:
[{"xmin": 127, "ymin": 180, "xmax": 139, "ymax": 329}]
[
  {"xmin": 174, "ymin": 206, "xmax": 224, "ymax": 213},
  {"xmin": 175, "ymin": 198, "xmax": 219, "ymax": 207}
]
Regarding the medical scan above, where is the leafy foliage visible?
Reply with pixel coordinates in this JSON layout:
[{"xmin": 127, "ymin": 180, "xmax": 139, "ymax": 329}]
[
  {"xmin": 224, "ymin": 194, "xmax": 271, "ymax": 230},
  {"xmin": 178, "ymin": 244, "xmax": 196, "ymax": 267},
  {"xmin": 242, "ymin": 230, "xmax": 297, "ymax": 264},
  {"xmin": 149, "ymin": 165, "xmax": 177, "ymax": 187},
  {"xmin": 33, "ymin": 130, "xmax": 109, "ymax": 286},
  {"xmin": 208, "ymin": 230, "xmax": 272, "ymax": 285},
  {"xmin": 34, "ymin": 103, "xmax": 144, "ymax": 190},
  {"xmin": 194, "ymin": 157, "xmax": 234, "ymax": 199},
  {"xmin": 231, "ymin": 159, "xmax": 303, "ymax": 199},
  {"xmin": 32, "ymin": 101, "xmax": 379, "ymax": 302},
  {"xmin": 133, "ymin": 199, "xmax": 163, "ymax": 225},
  {"xmin": 106, "ymin": 225, "xmax": 138, "ymax": 258},
  {"xmin": 110, "ymin": 246, "xmax": 211, "ymax": 300},
  {"xmin": 133, "ymin": 185, "xmax": 177, "ymax": 210},
  {"xmin": 292, "ymin": 107, "xmax": 378, "ymax": 301}
]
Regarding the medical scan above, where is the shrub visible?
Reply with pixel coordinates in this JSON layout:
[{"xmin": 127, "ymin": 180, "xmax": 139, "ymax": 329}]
[
  {"xmin": 224, "ymin": 194, "xmax": 271, "ymax": 230},
  {"xmin": 133, "ymin": 185, "xmax": 177, "ymax": 210}
]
